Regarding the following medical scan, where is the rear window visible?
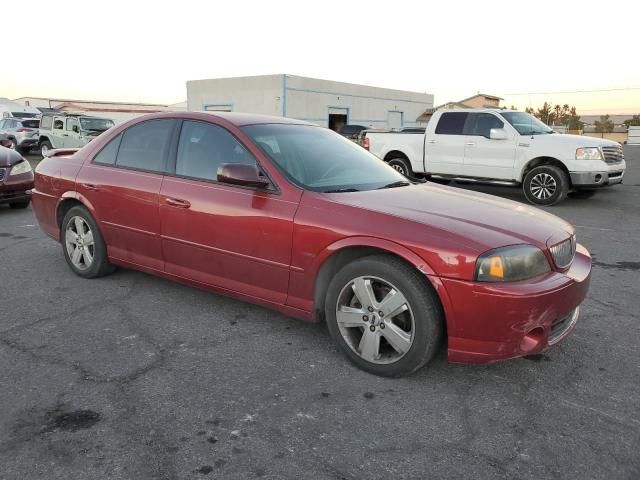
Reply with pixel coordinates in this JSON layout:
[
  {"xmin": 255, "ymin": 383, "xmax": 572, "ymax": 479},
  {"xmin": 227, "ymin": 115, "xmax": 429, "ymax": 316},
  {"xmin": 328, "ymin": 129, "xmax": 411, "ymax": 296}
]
[
  {"xmin": 21, "ymin": 120, "xmax": 40, "ymax": 129},
  {"xmin": 435, "ymin": 112, "xmax": 469, "ymax": 135},
  {"xmin": 40, "ymin": 115, "xmax": 53, "ymax": 130},
  {"xmin": 93, "ymin": 133, "xmax": 123, "ymax": 166}
]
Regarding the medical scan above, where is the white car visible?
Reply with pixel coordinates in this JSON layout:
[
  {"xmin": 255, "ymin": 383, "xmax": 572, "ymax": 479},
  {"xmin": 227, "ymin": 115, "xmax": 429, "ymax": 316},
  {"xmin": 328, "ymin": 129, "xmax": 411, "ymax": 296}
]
[{"xmin": 364, "ymin": 109, "xmax": 625, "ymax": 205}]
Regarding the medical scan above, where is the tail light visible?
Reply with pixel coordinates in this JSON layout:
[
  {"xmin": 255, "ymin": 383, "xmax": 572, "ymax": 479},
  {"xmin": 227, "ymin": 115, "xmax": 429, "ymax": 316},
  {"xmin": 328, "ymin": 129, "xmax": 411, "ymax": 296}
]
[
  {"xmin": 362, "ymin": 136, "xmax": 370, "ymax": 150},
  {"xmin": 16, "ymin": 128, "xmax": 33, "ymax": 133}
]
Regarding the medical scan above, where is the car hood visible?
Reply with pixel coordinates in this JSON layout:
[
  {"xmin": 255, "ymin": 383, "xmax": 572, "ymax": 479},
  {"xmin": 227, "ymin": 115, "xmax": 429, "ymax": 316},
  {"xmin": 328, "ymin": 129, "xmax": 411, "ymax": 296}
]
[
  {"xmin": 325, "ymin": 183, "xmax": 574, "ymax": 252},
  {"xmin": 529, "ymin": 133, "xmax": 620, "ymax": 149},
  {"xmin": 0, "ymin": 146, "xmax": 24, "ymax": 167}
]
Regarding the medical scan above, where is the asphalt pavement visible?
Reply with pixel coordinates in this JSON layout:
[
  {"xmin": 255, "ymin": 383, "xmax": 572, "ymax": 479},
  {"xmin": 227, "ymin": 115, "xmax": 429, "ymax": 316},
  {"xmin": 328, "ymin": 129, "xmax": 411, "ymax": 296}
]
[{"xmin": 0, "ymin": 148, "xmax": 639, "ymax": 480}]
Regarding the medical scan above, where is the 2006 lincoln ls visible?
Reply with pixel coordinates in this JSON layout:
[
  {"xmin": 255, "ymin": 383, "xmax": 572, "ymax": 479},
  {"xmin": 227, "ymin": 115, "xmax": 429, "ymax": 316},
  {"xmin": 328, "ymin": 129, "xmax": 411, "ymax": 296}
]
[{"xmin": 31, "ymin": 112, "xmax": 591, "ymax": 377}]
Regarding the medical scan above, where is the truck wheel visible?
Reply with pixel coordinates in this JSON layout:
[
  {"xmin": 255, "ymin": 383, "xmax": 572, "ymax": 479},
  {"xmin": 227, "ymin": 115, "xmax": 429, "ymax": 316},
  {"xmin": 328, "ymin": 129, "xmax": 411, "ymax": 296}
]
[
  {"xmin": 387, "ymin": 157, "xmax": 412, "ymax": 177},
  {"xmin": 523, "ymin": 165, "xmax": 569, "ymax": 206},
  {"xmin": 40, "ymin": 140, "xmax": 52, "ymax": 158}
]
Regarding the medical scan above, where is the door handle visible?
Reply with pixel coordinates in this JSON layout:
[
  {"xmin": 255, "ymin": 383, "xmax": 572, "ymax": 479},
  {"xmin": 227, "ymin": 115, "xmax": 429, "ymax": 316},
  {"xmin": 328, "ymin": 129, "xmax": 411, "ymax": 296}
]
[
  {"xmin": 81, "ymin": 183, "xmax": 99, "ymax": 191},
  {"xmin": 428, "ymin": 140, "xmax": 436, "ymax": 144},
  {"xmin": 465, "ymin": 142, "xmax": 476, "ymax": 146},
  {"xmin": 62, "ymin": 134, "xmax": 69, "ymax": 137},
  {"xmin": 165, "ymin": 197, "xmax": 191, "ymax": 209}
]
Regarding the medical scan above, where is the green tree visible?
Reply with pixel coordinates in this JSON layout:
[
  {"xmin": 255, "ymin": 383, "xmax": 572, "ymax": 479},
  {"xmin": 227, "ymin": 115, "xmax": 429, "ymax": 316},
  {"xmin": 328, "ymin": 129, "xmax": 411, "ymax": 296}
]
[
  {"xmin": 623, "ymin": 115, "xmax": 640, "ymax": 127},
  {"xmin": 526, "ymin": 102, "xmax": 582, "ymax": 128},
  {"xmin": 594, "ymin": 115, "xmax": 614, "ymax": 137}
]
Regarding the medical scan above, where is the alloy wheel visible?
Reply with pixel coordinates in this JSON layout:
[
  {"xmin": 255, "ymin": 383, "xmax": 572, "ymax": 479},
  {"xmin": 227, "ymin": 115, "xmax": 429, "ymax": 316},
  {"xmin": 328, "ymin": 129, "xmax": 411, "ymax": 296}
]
[
  {"xmin": 65, "ymin": 216, "xmax": 95, "ymax": 271},
  {"xmin": 530, "ymin": 172, "xmax": 557, "ymax": 200},
  {"xmin": 41, "ymin": 144, "xmax": 49, "ymax": 157},
  {"xmin": 391, "ymin": 164, "xmax": 406, "ymax": 175},
  {"xmin": 335, "ymin": 276, "xmax": 414, "ymax": 364}
]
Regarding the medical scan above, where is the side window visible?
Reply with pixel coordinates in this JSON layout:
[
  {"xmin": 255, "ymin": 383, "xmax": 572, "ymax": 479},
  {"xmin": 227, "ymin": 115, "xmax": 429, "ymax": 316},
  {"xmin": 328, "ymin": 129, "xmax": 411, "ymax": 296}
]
[
  {"xmin": 175, "ymin": 121, "xmax": 256, "ymax": 182},
  {"xmin": 41, "ymin": 115, "xmax": 53, "ymax": 130},
  {"xmin": 53, "ymin": 118, "xmax": 64, "ymax": 130},
  {"xmin": 435, "ymin": 112, "xmax": 469, "ymax": 135},
  {"xmin": 466, "ymin": 113, "xmax": 504, "ymax": 138},
  {"xmin": 92, "ymin": 133, "xmax": 123, "ymax": 166},
  {"xmin": 0, "ymin": 120, "xmax": 5, "ymax": 129},
  {"xmin": 67, "ymin": 118, "xmax": 79, "ymax": 132},
  {"xmin": 115, "ymin": 119, "xmax": 174, "ymax": 173}
]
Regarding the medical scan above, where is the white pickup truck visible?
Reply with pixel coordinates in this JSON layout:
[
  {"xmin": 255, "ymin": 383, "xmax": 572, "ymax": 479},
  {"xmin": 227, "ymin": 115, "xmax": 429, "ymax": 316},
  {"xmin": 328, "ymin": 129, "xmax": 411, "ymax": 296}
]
[{"xmin": 363, "ymin": 109, "xmax": 626, "ymax": 205}]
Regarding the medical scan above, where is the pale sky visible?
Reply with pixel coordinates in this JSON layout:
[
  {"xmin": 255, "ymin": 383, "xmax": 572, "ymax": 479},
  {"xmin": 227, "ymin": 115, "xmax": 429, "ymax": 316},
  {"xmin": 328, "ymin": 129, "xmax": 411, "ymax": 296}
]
[{"xmin": 3, "ymin": 0, "xmax": 639, "ymax": 115}]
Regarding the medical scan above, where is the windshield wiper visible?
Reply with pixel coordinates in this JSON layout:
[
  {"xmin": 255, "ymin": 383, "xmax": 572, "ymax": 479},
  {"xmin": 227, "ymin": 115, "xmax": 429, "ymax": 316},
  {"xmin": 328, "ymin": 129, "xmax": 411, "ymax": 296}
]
[
  {"xmin": 377, "ymin": 180, "xmax": 411, "ymax": 190},
  {"xmin": 323, "ymin": 188, "xmax": 360, "ymax": 193}
]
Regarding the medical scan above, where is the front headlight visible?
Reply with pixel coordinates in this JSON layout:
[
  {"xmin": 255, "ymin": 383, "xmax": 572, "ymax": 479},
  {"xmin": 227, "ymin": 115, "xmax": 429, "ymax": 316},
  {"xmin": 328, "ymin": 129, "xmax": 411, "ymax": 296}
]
[
  {"xmin": 575, "ymin": 147, "xmax": 603, "ymax": 160},
  {"xmin": 475, "ymin": 245, "xmax": 550, "ymax": 282},
  {"xmin": 9, "ymin": 160, "xmax": 32, "ymax": 176}
]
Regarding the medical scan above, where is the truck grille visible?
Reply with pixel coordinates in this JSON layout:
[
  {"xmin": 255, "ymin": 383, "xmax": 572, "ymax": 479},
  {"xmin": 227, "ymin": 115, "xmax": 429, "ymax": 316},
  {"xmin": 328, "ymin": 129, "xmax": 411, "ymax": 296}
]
[
  {"xmin": 0, "ymin": 168, "xmax": 5, "ymax": 181},
  {"xmin": 601, "ymin": 146, "xmax": 624, "ymax": 164},
  {"xmin": 549, "ymin": 308, "xmax": 579, "ymax": 345}
]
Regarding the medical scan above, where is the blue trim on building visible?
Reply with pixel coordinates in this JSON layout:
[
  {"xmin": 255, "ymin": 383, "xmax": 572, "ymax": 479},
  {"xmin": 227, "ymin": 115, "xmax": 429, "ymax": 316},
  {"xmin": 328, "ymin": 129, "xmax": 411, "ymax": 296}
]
[
  {"xmin": 285, "ymin": 86, "xmax": 431, "ymax": 105},
  {"xmin": 204, "ymin": 103, "xmax": 234, "ymax": 111}
]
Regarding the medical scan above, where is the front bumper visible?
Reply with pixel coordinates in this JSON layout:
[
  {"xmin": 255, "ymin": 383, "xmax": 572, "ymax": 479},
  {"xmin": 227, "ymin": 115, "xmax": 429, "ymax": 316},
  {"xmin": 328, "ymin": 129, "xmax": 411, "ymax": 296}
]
[
  {"xmin": 0, "ymin": 170, "xmax": 34, "ymax": 204},
  {"xmin": 437, "ymin": 244, "xmax": 591, "ymax": 364},
  {"xmin": 570, "ymin": 169, "xmax": 624, "ymax": 187}
]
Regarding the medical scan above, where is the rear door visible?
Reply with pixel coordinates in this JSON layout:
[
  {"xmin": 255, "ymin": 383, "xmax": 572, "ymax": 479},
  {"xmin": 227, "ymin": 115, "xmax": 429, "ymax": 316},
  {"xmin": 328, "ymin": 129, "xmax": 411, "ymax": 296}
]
[
  {"xmin": 463, "ymin": 113, "xmax": 517, "ymax": 179},
  {"xmin": 159, "ymin": 120, "xmax": 298, "ymax": 304},
  {"xmin": 424, "ymin": 112, "xmax": 470, "ymax": 175},
  {"xmin": 76, "ymin": 118, "xmax": 177, "ymax": 271}
]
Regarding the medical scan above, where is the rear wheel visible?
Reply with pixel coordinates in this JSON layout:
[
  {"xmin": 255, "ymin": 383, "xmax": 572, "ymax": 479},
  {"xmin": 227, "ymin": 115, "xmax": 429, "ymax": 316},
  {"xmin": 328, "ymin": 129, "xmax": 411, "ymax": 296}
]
[
  {"xmin": 523, "ymin": 165, "xmax": 569, "ymax": 206},
  {"xmin": 61, "ymin": 205, "xmax": 114, "ymax": 278},
  {"xmin": 387, "ymin": 157, "xmax": 412, "ymax": 177},
  {"xmin": 40, "ymin": 140, "xmax": 52, "ymax": 158},
  {"xmin": 325, "ymin": 255, "xmax": 443, "ymax": 377}
]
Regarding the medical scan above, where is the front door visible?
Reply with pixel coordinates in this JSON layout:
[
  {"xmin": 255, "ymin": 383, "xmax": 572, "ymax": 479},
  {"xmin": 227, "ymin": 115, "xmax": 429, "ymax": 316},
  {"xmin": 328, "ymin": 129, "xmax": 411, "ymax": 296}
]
[
  {"xmin": 76, "ymin": 119, "xmax": 176, "ymax": 271},
  {"xmin": 51, "ymin": 117, "xmax": 66, "ymax": 148},
  {"xmin": 462, "ymin": 112, "xmax": 516, "ymax": 180},
  {"xmin": 160, "ymin": 120, "xmax": 298, "ymax": 304},
  {"xmin": 65, "ymin": 117, "xmax": 80, "ymax": 148}
]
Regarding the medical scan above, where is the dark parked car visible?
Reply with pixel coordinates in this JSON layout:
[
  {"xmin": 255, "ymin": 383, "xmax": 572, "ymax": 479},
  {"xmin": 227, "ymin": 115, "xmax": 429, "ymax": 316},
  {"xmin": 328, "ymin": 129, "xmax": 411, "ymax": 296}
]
[
  {"xmin": 0, "ymin": 145, "xmax": 34, "ymax": 208},
  {"xmin": 32, "ymin": 112, "xmax": 591, "ymax": 377},
  {"xmin": 338, "ymin": 124, "xmax": 368, "ymax": 140}
]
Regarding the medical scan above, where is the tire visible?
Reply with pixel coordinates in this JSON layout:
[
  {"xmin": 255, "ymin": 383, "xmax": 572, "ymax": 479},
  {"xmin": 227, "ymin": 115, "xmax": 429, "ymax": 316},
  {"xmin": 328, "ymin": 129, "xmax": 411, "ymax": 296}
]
[
  {"xmin": 569, "ymin": 189, "xmax": 598, "ymax": 199},
  {"xmin": 522, "ymin": 165, "xmax": 569, "ymax": 206},
  {"xmin": 324, "ymin": 255, "xmax": 443, "ymax": 377},
  {"xmin": 8, "ymin": 139, "xmax": 17, "ymax": 150},
  {"xmin": 387, "ymin": 157, "xmax": 412, "ymax": 177},
  {"xmin": 40, "ymin": 140, "xmax": 52, "ymax": 158},
  {"xmin": 61, "ymin": 205, "xmax": 114, "ymax": 278},
  {"xmin": 9, "ymin": 200, "xmax": 31, "ymax": 209}
]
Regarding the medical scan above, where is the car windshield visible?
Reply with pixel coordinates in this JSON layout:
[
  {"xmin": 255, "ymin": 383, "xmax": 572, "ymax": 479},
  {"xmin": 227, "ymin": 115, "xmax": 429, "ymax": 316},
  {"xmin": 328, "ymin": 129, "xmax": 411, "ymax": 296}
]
[
  {"xmin": 79, "ymin": 118, "xmax": 115, "ymax": 132},
  {"xmin": 11, "ymin": 112, "xmax": 38, "ymax": 119},
  {"xmin": 501, "ymin": 112, "xmax": 554, "ymax": 135},
  {"xmin": 241, "ymin": 124, "xmax": 408, "ymax": 192}
]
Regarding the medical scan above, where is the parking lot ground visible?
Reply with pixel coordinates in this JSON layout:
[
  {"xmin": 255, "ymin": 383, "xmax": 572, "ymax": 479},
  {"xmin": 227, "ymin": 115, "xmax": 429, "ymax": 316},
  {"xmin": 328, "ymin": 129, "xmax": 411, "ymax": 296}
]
[{"xmin": 1, "ymin": 148, "xmax": 639, "ymax": 480}]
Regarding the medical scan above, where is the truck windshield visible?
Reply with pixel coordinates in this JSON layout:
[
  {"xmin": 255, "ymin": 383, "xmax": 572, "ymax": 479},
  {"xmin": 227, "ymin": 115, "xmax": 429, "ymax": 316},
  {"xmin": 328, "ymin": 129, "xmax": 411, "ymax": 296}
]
[
  {"xmin": 241, "ymin": 124, "xmax": 408, "ymax": 192},
  {"xmin": 501, "ymin": 112, "xmax": 554, "ymax": 135},
  {"xmin": 79, "ymin": 118, "xmax": 115, "ymax": 132}
]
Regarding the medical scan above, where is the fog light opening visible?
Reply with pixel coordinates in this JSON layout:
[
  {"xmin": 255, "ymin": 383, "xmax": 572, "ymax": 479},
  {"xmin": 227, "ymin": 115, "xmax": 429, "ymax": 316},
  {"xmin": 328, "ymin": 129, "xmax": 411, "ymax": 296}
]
[
  {"xmin": 594, "ymin": 174, "xmax": 602, "ymax": 183},
  {"xmin": 520, "ymin": 327, "xmax": 544, "ymax": 353}
]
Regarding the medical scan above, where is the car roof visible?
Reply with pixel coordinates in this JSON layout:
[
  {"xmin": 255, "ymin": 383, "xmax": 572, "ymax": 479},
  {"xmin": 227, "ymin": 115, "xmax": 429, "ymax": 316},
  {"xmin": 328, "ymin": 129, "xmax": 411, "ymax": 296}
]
[{"xmin": 128, "ymin": 111, "xmax": 318, "ymax": 127}]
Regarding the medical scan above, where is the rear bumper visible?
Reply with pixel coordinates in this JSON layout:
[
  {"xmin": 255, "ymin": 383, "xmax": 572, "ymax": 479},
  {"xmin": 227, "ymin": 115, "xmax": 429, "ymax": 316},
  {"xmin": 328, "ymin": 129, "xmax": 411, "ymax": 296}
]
[
  {"xmin": 437, "ymin": 244, "xmax": 591, "ymax": 364},
  {"xmin": 17, "ymin": 137, "xmax": 38, "ymax": 147}
]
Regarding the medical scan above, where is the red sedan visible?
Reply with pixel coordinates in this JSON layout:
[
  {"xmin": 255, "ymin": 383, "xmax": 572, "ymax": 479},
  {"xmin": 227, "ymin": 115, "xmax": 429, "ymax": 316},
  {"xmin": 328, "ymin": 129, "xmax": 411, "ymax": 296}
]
[{"xmin": 31, "ymin": 112, "xmax": 591, "ymax": 377}]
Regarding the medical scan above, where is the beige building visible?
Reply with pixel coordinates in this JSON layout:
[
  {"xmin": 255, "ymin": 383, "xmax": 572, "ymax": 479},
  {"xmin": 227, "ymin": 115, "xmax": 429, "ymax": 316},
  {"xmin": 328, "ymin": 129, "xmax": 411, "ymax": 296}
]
[{"xmin": 416, "ymin": 93, "xmax": 503, "ymax": 123}]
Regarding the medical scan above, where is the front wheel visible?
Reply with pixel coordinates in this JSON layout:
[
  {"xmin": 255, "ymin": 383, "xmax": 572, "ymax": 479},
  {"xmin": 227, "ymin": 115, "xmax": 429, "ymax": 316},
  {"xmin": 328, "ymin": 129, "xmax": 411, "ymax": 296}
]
[
  {"xmin": 325, "ymin": 255, "xmax": 443, "ymax": 377},
  {"xmin": 387, "ymin": 157, "xmax": 412, "ymax": 177},
  {"xmin": 61, "ymin": 205, "xmax": 114, "ymax": 278},
  {"xmin": 40, "ymin": 140, "xmax": 52, "ymax": 158},
  {"xmin": 522, "ymin": 165, "xmax": 569, "ymax": 206}
]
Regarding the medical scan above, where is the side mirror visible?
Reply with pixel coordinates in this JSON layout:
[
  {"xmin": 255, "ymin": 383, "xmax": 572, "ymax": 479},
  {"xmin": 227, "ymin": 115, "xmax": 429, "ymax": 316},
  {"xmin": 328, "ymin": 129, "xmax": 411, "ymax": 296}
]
[
  {"xmin": 489, "ymin": 128, "xmax": 508, "ymax": 140},
  {"xmin": 72, "ymin": 125, "xmax": 79, "ymax": 133},
  {"xmin": 217, "ymin": 163, "xmax": 270, "ymax": 189}
]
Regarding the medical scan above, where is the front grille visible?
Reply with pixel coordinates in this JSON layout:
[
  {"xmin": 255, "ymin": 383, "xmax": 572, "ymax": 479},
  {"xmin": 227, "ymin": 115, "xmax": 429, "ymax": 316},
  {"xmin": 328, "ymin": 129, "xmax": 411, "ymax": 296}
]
[
  {"xmin": 550, "ymin": 235, "xmax": 576, "ymax": 269},
  {"xmin": 601, "ymin": 146, "xmax": 624, "ymax": 164},
  {"xmin": 609, "ymin": 171, "xmax": 623, "ymax": 179},
  {"xmin": 549, "ymin": 308, "xmax": 579, "ymax": 344},
  {"xmin": 0, "ymin": 168, "xmax": 5, "ymax": 181}
]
